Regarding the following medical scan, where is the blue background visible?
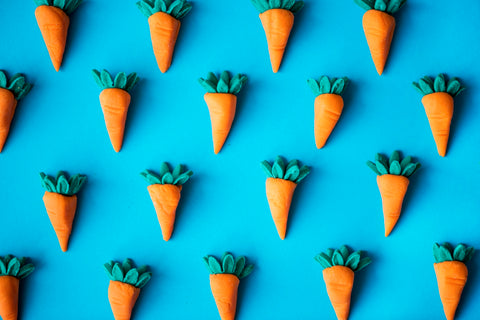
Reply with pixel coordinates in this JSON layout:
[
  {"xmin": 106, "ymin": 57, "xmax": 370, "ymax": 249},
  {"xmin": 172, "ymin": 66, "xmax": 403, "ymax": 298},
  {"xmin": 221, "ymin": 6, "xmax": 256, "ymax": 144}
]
[{"xmin": 1, "ymin": 0, "xmax": 479, "ymax": 319}]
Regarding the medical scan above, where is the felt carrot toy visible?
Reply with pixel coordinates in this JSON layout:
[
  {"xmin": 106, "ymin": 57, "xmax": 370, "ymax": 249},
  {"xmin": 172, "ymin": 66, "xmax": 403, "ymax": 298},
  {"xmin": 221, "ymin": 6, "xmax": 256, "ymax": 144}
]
[
  {"xmin": 367, "ymin": 151, "xmax": 420, "ymax": 236},
  {"xmin": 136, "ymin": 0, "xmax": 192, "ymax": 73},
  {"xmin": 260, "ymin": 156, "xmax": 310, "ymax": 239},
  {"xmin": 433, "ymin": 243, "xmax": 475, "ymax": 320},
  {"xmin": 198, "ymin": 71, "xmax": 248, "ymax": 154},
  {"xmin": 140, "ymin": 162, "xmax": 193, "ymax": 241},
  {"xmin": 307, "ymin": 76, "xmax": 349, "ymax": 149},
  {"xmin": 0, "ymin": 255, "xmax": 34, "ymax": 320},
  {"xmin": 104, "ymin": 258, "xmax": 152, "ymax": 320},
  {"xmin": 354, "ymin": 0, "xmax": 406, "ymax": 75},
  {"xmin": 412, "ymin": 74, "xmax": 465, "ymax": 157},
  {"xmin": 92, "ymin": 69, "xmax": 140, "ymax": 152},
  {"xmin": 34, "ymin": 0, "xmax": 83, "ymax": 71},
  {"xmin": 0, "ymin": 71, "xmax": 32, "ymax": 152},
  {"xmin": 40, "ymin": 171, "xmax": 87, "ymax": 252},
  {"xmin": 203, "ymin": 253, "xmax": 254, "ymax": 320},
  {"xmin": 314, "ymin": 246, "xmax": 371, "ymax": 320},
  {"xmin": 251, "ymin": 0, "xmax": 304, "ymax": 73}
]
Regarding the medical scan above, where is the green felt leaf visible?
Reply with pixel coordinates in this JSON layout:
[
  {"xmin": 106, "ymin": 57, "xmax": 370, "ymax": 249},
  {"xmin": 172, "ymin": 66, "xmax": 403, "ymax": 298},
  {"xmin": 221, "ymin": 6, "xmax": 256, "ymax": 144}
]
[
  {"xmin": 389, "ymin": 160, "xmax": 401, "ymax": 175},
  {"xmin": 314, "ymin": 253, "xmax": 333, "ymax": 269},
  {"xmin": 222, "ymin": 254, "xmax": 235, "ymax": 274},
  {"xmin": 162, "ymin": 172, "xmax": 174, "ymax": 184},
  {"xmin": 124, "ymin": 269, "xmax": 139, "ymax": 285},
  {"xmin": 208, "ymin": 256, "xmax": 222, "ymax": 274},
  {"xmin": 375, "ymin": 153, "xmax": 389, "ymax": 169},
  {"xmin": 295, "ymin": 166, "xmax": 310, "ymax": 183},
  {"xmin": 366, "ymin": 161, "xmax": 381, "ymax": 175},
  {"xmin": 217, "ymin": 71, "xmax": 230, "ymax": 93},
  {"xmin": 114, "ymin": 72, "xmax": 127, "ymax": 89},
  {"xmin": 0, "ymin": 260, "xmax": 6, "ymax": 274},
  {"xmin": 122, "ymin": 259, "xmax": 133, "ymax": 273},
  {"xmin": 356, "ymin": 257, "xmax": 372, "ymax": 271},
  {"xmin": 453, "ymin": 244, "xmax": 467, "ymax": 262},
  {"xmin": 464, "ymin": 247, "xmax": 475, "ymax": 263},
  {"xmin": 101, "ymin": 70, "xmax": 113, "ymax": 88},
  {"xmin": 0, "ymin": 71, "xmax": 7, "ymax": 88},
  {"xmin": 159, "ymin": 162, "xmax": 170, "ymax": 176},
  {"xmin": 332, "ymin": 251, "xmax": 344, "ymax": 266},
  {"xmin": 270, "ymin": 0, "xmax": 281, "ymax": 8},
  {"xmin": 400, "ymin": 156, "xmax": 412, "ymax": 169},
  {"xmin": 176, "ymin": 3, "xmax": 192, "ymax": 19},
  {"xmin": 374, "ymin": 0, "xmax": 387, "ymax": 11},
  {"xmin": 433, "ymin": 243, "xmax": 453, "ymax": 263},
  {"xmin": 386, "ymin": 0, "xmax": 406, "ymax": 14},
  {"xmin": 4, "ymin": 73, "xmax": 32, "ymax": 101},
  {"xmin": 319, "ymin": 76, "xmax": 331, "ymax": 94},
  {"xmin": 7, "ymin": 258, "xmax": 20, "ymax": 277},
  {"xmin": 125, "ymin": 73, "xmax": 140, "ymax": 92},
  {"xmin": 354, "ymin": 0, "xmax": 374, "ymax": 10},
  {"xmin": 251, "ymin": 0, "xmax": 269, "ymax": 13},
  {"xmin": 56, "ymin": 174, "xmax": 69, "ymax": 194},
  {"xmin": 412, "ymin": 82, "xmax": 424, "ymax": 95},
  {"xmin": 447, "ymin": 79, "xmax": 461, "ymax": 96},
  {"xmin": 307, "ymin": 79, "xmax": 321, "ymax": 96},
  {"xmin": 290, "ymin": 1, "xmax": 304, "ymax": 13},
  {"xmin": 389, "ymin": 150, "xmax": 400, "ymax": 164},
  {"xmin": 112, "ymin": 264, "xmax": 124, "ymax": 281},
  {"xmin": 331, "ymin": 78, "xmax": 348, "ymax": 95},
  {"xmin": 234, "ymin": 256, "xmax": 246, "ymax": 275},
  {"xmin": 375, "ymin": 160, "xmax": 388, "ymax": 175},
  {"xmin": 402, "ymin": 163, "xmax": 417, "ymax": 177},
  {"xmin": 206, "ymin": 72, "xmax": 218, "ymax": 83},
  {"xmin": 104, "ymin": 262, "xmax": 114, "ymax": 279},
  {"xmin": 61, "ymin": 0, "xmax": 82, "ymax": 15},
  {"xmin": 345, "ymin": 252, "xmax": 360, "ymax": 270},
  {"xmin": 136, "ymin": 265, "xmax": 148, "ymax": 275},
  {"xmin": 434, "ymin": 74, "xmax": 446, "ymax": 92},
  {"xmin": 136, "ymin": 1, "xmax": 153, "ymax": 17},
  {"xmin": 284, "ymin": 165, "xmax": 300, "ymax": 181},
  {"xmin": 136, "ymin": 272, "xmax": 152, "ymax": 288},
  {"xmin": 260, "ymin": 160, "xmax": 274, "ymax": 178},
  {"xmin": 238, "ymin": 264, "xmax": 254, "ymax": 279},
  {"xmin": 198, "ymin": 79, "xmax": 217, "ymax": 93},
  {"xmin": 174, "ymin": 171, "xmax": 192, "ymax": 185},
  {"xmin": 17, "ymin": 264, "xmax": 35, "ymax": 279},
  {"xmin": 92, "ymin": 70, "xmax": 104, "ymax": 88},
  {"xmin": 419, "ymin": 78, "xmax": 434, "ymax": 95},
  {"xmin": 172, "ymin": 165, "xmax": 182, "ymax": 179},
  {"xmin": 339, "ymin": 245, "xmax": 350, "ymax": 261},
  {"xmin": 272, "ymin": 160, "xmax": 285, "ymax": 179}
]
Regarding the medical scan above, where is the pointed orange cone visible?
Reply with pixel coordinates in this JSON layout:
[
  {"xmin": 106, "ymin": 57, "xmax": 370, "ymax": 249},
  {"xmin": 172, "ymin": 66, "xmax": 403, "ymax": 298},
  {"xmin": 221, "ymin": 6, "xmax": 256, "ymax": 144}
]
[
  {"xmin": 323, "ymin": 266, "xmax": 355, "ymax": 320},
  {"xmin": 314, "ymin": 94, "xmax": 344, "ymax": 149},
  {"xmin": 265, "ymin": 178, "xmax": 297, "ymax": 239},
  {"xmin": 108, "ymin": 280, "xmax": 140, "ymax": 320},
  {"xmin": 147, "ymin": 184, "xmax": 182, "ymax": 241},
  {"xmin": 209, "ymin": 274, "xmax": 239, "ymax": 320},
  {"xmin": 434, "ymin": 261, "xmax": 468, "ymax": 320},
  {"xmin": 148, "ymin": 12, "xmax": 181, "ymax": 73},
  {"xmin": 204, "ymin": 93, "xmax": 237, "ymax": 154},
  {"xmin": 376, "ymin": 174, "xmax": 409, "ymax": 237},
  {"xmin": 0, "ymin": 276, "xmax": 19, "ymax": 320},
  {"xmin": 42, "ymin": 191, "xmax": 77, "ymax": 251},
  {"xmin": 0, "ymin": 89, "xmax": 17, "ymax": 153},
  {"xmin": 99, "ymin": 88, "xmax": 131, "ymax": 152}
]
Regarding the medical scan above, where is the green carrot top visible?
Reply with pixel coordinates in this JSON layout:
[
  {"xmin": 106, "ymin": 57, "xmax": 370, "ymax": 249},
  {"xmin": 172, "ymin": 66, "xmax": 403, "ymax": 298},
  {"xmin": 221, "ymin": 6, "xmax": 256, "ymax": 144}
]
[
  {"xmin": 203, "ymin": 252, "xmax": 254, "ymax": 279},
  {"xmin": 136, "ymin": 0, "xmax": 192, "ymax": 19},
  {"xmin": 251, "ymin": 0, "xmax": 304, "ymax": 14},
  {"xmin": 307, "ymin": 76, "xmax": 349, "ymax": 97},
  {"xmin": 367, "ymin": 151, "xmax": 421, "ymax": 178},
  {"xmin": 261, "ymin": 156, "xmax": 310, "ymax": 184},
  {"xmin": 0, "ymin": 71, "xmax": 32, "ymax": 101},
  {"xmin": 33, "ymin": 0, "xmax": 83, "ymax": 15},
  {"xmin": 412, "ymin": 74, "xmax": 465, "ymax": 98},
  {"xmin": 92, "ymin": 69, "xmax": 140, "ymax": 93},
  {"xmin": 354, "ymin": 0, "xmax": 406, "ymax": 15},
  {"xmin": 314, "ymin": 245, "xmax": 372, "ymax": 272},
  {"xmin": 40, "ymin": 171, "xmax": 87, "ymax": 196},
  {"xmin": 140, "ymin": 162, "xmax": 193, "ymax": 186},
  {"xmin": 433, "ymin": 243, "xmax": 475, "ymax": 264},
  {"xmin": 198, "ymin": 71, "xmax": 248, "ymax": 96},
  {"xmin": 104, "ymin": 258, "xmax": 152, "ymax": 289},
  {"xmin": 0, "ymin": 255, "xmax": 35, "ymax": 279}
]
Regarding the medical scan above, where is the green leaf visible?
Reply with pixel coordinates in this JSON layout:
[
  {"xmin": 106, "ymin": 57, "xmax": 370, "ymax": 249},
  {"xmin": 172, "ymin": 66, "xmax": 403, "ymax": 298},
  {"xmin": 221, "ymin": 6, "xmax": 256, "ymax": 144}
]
[
  {"xmin": 389, "ymin": 151, "xmax": 400, "ymax": 164},
  {"xmin": 433, "ymin": 243, "xmax": 453, "ymax": 263},
  {"xmin": 125, "ymin": 73, "xmax": 139, "ymax": 92},
  {"xmin": 434, "ymin": 74, "xmax": 446, "ymax": 92},
  {"xmin": 345, "ymin": 252, "xmax": 360, "ymax": 270},
  {"xmin": 453, "ymin": 244, "xmax": 467, "ymax": 262},
  {"xmin": 314, "ymin": 253, "xmax": 332, "ymax": 269},
  {"xmin": 319, "ymin": 76, "xmax": 331, "ymax": 94},
  {"xmin": 260, "ymin": 161, "xmax": 273, "ymax": 178},
  {"xmin": 375, "ymin": 160, "xmax": 388, "ymax": 175},
  {"xmin": 400, "ymin": 156, "xmax": 412, "ymax": 169},
  {"xmin": 239, "ymin": 264, "xmax": 254, "ymax": 279},
  {"xmin": 104, "ymin": 262, "xmax": 114, "ymax": 277},
  {"xmin": 0, "ymin": 71, "xmax": 7, "ymax": 88},
  {"xmin": 307, "ymin": 79, "xmax": 321, "ymax": 96},
  {"xmin": 176, "ymin": 3, "xmax": 192, "ymax": 19},
  {"xmin": 124, "ymin": 268, "xmax": 139, "ymax": 285},
  {"xmin": 0, "ymin": 259, "xmax": 6, "ymax": 274},
  {"xmin": 464, "ymin": 247, "xmax": 475, "ymax": 263},
  {"xmin": 7, "ymin": 258, "xmax": 20, "ymax": 277},
  {"xmin": 339, "ymin": 246, "xmax": 350, "ymax": 261},
  {"xmin": 222, "ymin": 254, "xmax": 235, "ymax": 274},
  {"xmin": 17, "ymin": 264, "xmax": 34, "ymax": 279},
  {"xmin": 229, "ymin": 74, "xmax": 247, "ymax": 95},
  {"xmin": 101, "ymin": 70, "xmax": 113, "ymax": 88},
  {"xmin": 174, "ymin": 172, "xmax": 192, "ymax": 185},
  {"xmin": 354, "ymin": 0, "xmax": 374, "ymax": 10},
  {"xmin": 356, "ymin": 257, "xmax": 372, "ymax": 271},
  {"xmin": 289, "ymin": 1, "xmax": 304, "ymax": 13},
  {"xmin": 295, "ymin": 166, "xmax": 310, "ymax": 183},
  {"xmin": 332, "ymin": 251, "xmax": 344, "ymax": 266},
  {"xmin": 402, "ymin": 163, "xmax": 417, "ymax": 177},
  {"xmin": 172, "ymin": 164, "xmax": 183, "ymax": 179},
  {"xmin": 447, "ymin": 78, "xmax": 461, "ymax": 96},
  {"xmin": 272, "ymin": 158, "xmax": 285, "ymax": 179},
  {"xmin": 159, "ymin": 162, "xmax": 170, "ymax": 176},
  {"xmin": 366, "ymin": 161, "xmax": 381, "ymax": 175},
  {"xmin": 389, "ymin": 160, "xmax": 401, "ymax": 175},
  {"xmin": 375, "ymin": 153, "xmax": 389, "ymax": 169},
  {"xmin": 284, "ymin": 165, "xmax": 300, "ymax": 181},
  {"xmin": 234, "ymin": 256, "xmax": 246, "ymax": 275},
  {"xmin": 419, "ymin": 78, "xmax": 434, "ymax": 95},
  {"xmin": 374, "ymin": 0, "xmax": 387, "ymax": 11},
  {"xmin": 56, "ymin": 174, "xmax": 70, "ymax": 194},
  {"xmin": 331, "ymin": 78, "xmax": 347, "ymax": 95},
  {"xmin": 412, "ymin": 82, "xmax": 424, "ymax": 95},
  {"xmin": 208, "ymin": 256, "xmax": 222, "ymax": 274},
  {"xmin": 136, "ymin": 272, "xmax": 152, "ymax": 288},
  {"xmin": 114, "ymin": 72, "xmax": 127, "ymax": 89},
  {"xmin": 122, "ymin": 258, "xmax": 133, "ymax": 273},
  {"xmin": 162, "ymin": 172, "xmax": 174, "ymax": 184},
  {"xmin": 112, "ymin": 263, "xmax": 124, "ymax": 281},
  {"xmin": 270, "ymin": 0, "xmax": 281, "ymax": 8},
  {"xmin": 216, "ymin": 71, "xmax": 230, "ymax": 93}
]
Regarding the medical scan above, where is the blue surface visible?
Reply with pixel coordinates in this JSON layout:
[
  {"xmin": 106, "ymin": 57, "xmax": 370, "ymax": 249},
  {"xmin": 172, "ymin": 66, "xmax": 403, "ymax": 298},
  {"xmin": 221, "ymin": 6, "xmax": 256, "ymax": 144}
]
[{"xmin": 1, "ymin": 1, "xmax": 479, "ymax": 319}]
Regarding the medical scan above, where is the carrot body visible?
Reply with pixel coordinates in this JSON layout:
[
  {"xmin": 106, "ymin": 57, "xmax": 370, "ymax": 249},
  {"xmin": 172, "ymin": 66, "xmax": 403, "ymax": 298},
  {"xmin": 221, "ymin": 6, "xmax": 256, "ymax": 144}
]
[
  {"xmin": 147, "ymin": 184, "xmax": 182, "ymax": 241},
  {"xmin": 209, "ymin": 274, "xmax": 239, "ymax": 320},
  {"xmin": 265, "ymin": 178, "xmax": 297, "ymax": 240},
  {"xmin": 323, "ymin": 266, "xmax": 355, "ymax": 320},
  {"xmin": 35, "ymin": 5, "xmax": 70, "ymax": 71},
  {"xmin": 362, "ymin": 10, "xmax": 395, "ymax": 75},
  {"xmin": 0, "ymin": 276, "xmax": 19, "ymax": 320},
  {"xmin": 148, "ymin": 12, "xmax": 181, "ymax": 73},
  {"xmin": 0, "ymin": 88, "xmax": 17, "ymax": 152},
  {"xmin": 434, "ymin": 261, "xmax": 468, "ymax": 320},
  {"xmin": 314, "ymin": 94, "xmax": 344, "ymax": 149},
  {"xmin": 42, "ymin": 191, "xmax": 77, "ymax": 252},
  {"xmin": 259, "ymin": 9, "xmax": 294, "ymax": 73},
  {"xmin": 99, "ymin": 88, "xmax": 131, "ymax": 152},
  {"xmin": 376, "ymin": 175, "xmax": 409, "ymax": 237},
  {"xmin": 108, "ymin": 280, "xmax": 140, "ymax": 320},
  {"xmin": 421, "ymin": 92, "xmax": 454, "ymax": 157},
  {"xmin": 204, "ymin": 93, "xmax": 237, "ymax": 154}
]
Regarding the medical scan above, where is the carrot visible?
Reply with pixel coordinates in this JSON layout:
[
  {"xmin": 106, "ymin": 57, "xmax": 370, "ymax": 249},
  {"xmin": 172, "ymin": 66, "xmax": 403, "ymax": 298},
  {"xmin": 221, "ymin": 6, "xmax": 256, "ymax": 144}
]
[
  {"xmin": 104, "ymin": 259, "xmax": 152, "ymax": 320},
  {"xmin": 413, "ymin": 74, "xmax": 465, "ymax": 157},
  {"xmin": 34, "ymin": 0, "xmax": 82, "ymax": 71},
  {"xmin": 140, "ymin": 162, "xmax": 193, "ymax": 241},
  {"xmin": 307, "ymin": 76, "xmax": 349, "ymax": 149},
  {"xmin": 0, "ymin": 255, "xmax": 35, "ymax": 320},
  {"xmin": 433, "ymin": 243, "xmax": 475, "ymax": 320},
  {"xmin": 199, "ymin": 71, "xmax": 248, "ymax": 154},
  {"xmin": 315, "ymin": 246, "xmax": 371, "ymax": 320},
  {"xmin": 251, "ymin": 0, "xmax": 304, "ymax": 73},
  {"xmin": 92, "ymin": 70, "xmax": 140, "ymax": 152},
  {"xmin": 261, "ymin": 156, "xmax": 310, "ymax": 239},
  {"xmin": 367, "ymin": 151, "xmax": 420, "ymax": 236},
  {"xmin": 204, "ymin": 253, "xmax": 254, "ymax": 320},
  {"xmin": 40, "ymin": 171, "xmax": 87, "ymax": 251},
  {"xmin": 136, "ymin": 0, "xmax": 192, "ymax": 73}
]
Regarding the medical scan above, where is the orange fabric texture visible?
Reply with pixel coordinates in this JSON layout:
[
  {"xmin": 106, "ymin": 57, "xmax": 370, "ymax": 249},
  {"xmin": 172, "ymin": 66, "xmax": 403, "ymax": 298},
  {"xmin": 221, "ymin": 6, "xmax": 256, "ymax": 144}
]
[
  {"xmin": 362, "ymin": 10, "xmax": 395, "ymax": 75},
  {"xmin": 421, "ymin": 92, "xmax": 454, "ymax": 157},
  {"xmin": 0, "ymin": 88, "xmax": 17, "ymax": 152},
  {"xmin": 99, "ymin": 88, "xmax": 131, "ymax": 152},
  {"xmin": 148, "ymin": 12, "xmax": 181, "ymax": 73},
  {"xmin": 147, "ymin": 184, "xmax": 182, "ymax": 241},
  {"xmin": 35, "ymin": 5, "xmax": 70, "ymax": 72},
  {"xmin": 314, "ymin": 93, "xmax": 344, "ymax": 149},
  {"xmin": 376, "ymin": 174, "xmax": 409, "ymax": 237},
  {"xmin": 323, "ymin": 266, "xmax": 355, "ymax": 320},
  {"xmin": 42, "ymin": 191, "xmax": 77, "ymax": 252},
  {"xmin": 434, "ymin": 261, "xmax": 468, "ymax": 320},
  {"xmin": 259, "ymin": 9, "xmax": 294, "ymax": 73},
  {"xmin": 209, "ymin": 274, "xmax": 240, "ymax": 320},
  {"xmin": 265, "ymin": 178, "xmax": 297, "ymax": 240},
  {"xmin": 204, "ymin": 93, "xmax": 237, "ymax": 154},
  {"xmin": 0, "ymin": 276, "xmax": 19, "ymax": 320},
  {"xmin": 108, "ymin": 280, "xmax": 141, "ymax": 320}
]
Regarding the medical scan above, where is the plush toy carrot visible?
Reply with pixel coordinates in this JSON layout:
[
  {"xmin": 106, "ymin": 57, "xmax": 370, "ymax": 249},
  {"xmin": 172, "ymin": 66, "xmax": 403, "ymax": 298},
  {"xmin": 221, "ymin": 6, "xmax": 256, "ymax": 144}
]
[
  {"xmin": 140, "ymin": 162, "xmax": 193, "ymax": 241},
  {"xmin": 203, "ymin": 252, "xmax": 254, "ymax": 320},
  {"xmin": 104, "ymin": 258, "xmax": 152, "ymax": 320},
  {"xmin": 367, "ymin": 151, "xmax": 420, "ymax": 236},
  {"xmin": 315, "ymin": 246, "xmax": 371, "ymax": 320},
  {"xmin": 34, "ymin": 0, "xmax": 83, "ymax": 71},
  {"xmin": 307, "ymin": 76, "xmax": 349, "ymax": 149},
  {"xmin": 136, "ymin": 0, "xmax": 192, "ymax": 73},
  {"xmin": 433, "ymin": 243, "xmax": 475, "ymax": 320},
  {"xmin": 92, "ymin": 69, "xmax": 140, "ymax": 152},
  {"xmin": 40, "ymin": 171, "xmax": 87, "ymax": 252},
  {"xmin": 0, "ymin": 255, "xmax": 34, "ymax": 320},
  {"xmin": 354, "ymin": 0, "xmax": 406, "ymax": 75},
  {"xmin": 0, "ymin": 71, "xmax": 32, "ymax": 153},
  {"xmin": 412, "ymin": 74, "xmax": 465, "ymax": 157},
  {"xmin": 260, "ymin": 156, "xmax": 310, "ymax": 239},
  {"xmin": 251, "ymin": 0, "xmax": 304, "ymax": 73},
  {"xmin": 198, "ymin": 71, "xmax": 248, "ymax": 154}
]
